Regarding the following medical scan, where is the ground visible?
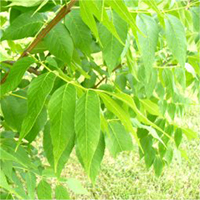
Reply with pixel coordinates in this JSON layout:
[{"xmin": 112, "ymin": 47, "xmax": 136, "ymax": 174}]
[{"xmin": 62, "ymin": 105, "xmax": 200, "ymax": 199}]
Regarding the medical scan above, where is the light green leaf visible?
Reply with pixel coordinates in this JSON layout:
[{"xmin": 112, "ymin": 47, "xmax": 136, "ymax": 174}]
[
  {"xmin": 55, "ymin": 185, "xmax": 70, "ymax": 200},
  {"xmin": 48, "ymin": 84, "xmax": 76, "ymax": 172},
  {"xmin": 175, "ymin": 68, "xmax": 186, "ymax": 89},
  {"xmin": 174, "ymin": 128, "xmax": 182, "ymax": 148},
  {"xmin": 168, "ymin": 103, "xmax": 176, "ymax": 120},
  {"xmin": 67, "ymin": 178, "xmax": 89, "ymax": 195},
  {"xmin": 18, "ymin": 72, "xmax": 56, "ymax": 144},
  {"xmin": 105, "ymin": 0, "xmax": 140, "ymax": 35},
  {"xmin": 137, "ymin": 14, "xmax": 159, "ymax": 79},
  {"xmin": 162, "ymin": 69, "xmax": 175, "ymax": 95},
  {"xmin": 143, "ymin": 0, "xmax": 164, "ymax": 26},
  {"xmin": 0, "ymin": 169, "xmax": 11, "ymax": 191},
  {"xmin": 44, "ymin": 23, "xmax": 74, "ymax": 63},
  {"xmin": 0, "ymin": 57, "xmax": 35, "ymax": 97},
  {"xmin": 37, "ymin": 180, "xmax": 52, "ymax": 200},
  {"xmin": 65, "ymin": 10, "xmax": 93, "ymax": 55},
  {"xmin": 164, "ymin": 147, "xmax": 173, "ymax": 165},
  {"xmin": 106, "ymin": 121, "xmax": 133, "ymax": 158},
  {"xmin": 99, "ymin": 92, "xmax": 138, "ymax": 142},
  {"xmin": 26, "ymin": 172, "xmax": 36, "ymax": 200},
  {"xmin": 154, "ymin": 156, "xmax": 163, "ymax": 177},
  {"xmin": 1, "ymin": 11, "xmax": 46, "ymax": 41},
  {"xmin": 190, "ymin": 7, "xmax": 200, "ymax": 32},
  {"xmin": 165, "ymin": 14, "xmax": 187, "ymax": 67},
  {"xmin": 75, "ymin": 90, "xmax": 101, "ymax": 174},
  {"xmin": 145, "ymin": 69, "xmax": 158, "ymax": 97},
  {"xmin": 8, "ymin": 0, "xmax": 44, "ymax": 7},
  {"xmin": 140, "ymin": 99, "xmax": 160, "ymax": 116},
  {"xmin": 98, "ymin": 11, "xmax": 128, "ymax": 72},
  {"xmin": 101, "ymin": 92, "xmax": 173, "ymax": 141},
  {"xmin": 80, "ymin": 0, "xmax": 100, "ymax": 41},
  {"xmin": 182, "ymin": 127, "xmax": 197, "ymax": 140},
  {"xmin": 84, "ymin": 1, "xmax": 123, "ymax": 44}
]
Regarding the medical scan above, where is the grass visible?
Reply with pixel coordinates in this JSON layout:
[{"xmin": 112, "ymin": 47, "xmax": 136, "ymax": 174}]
[{"xmin": 62, "ymin": 105, "xmax": 200, "ymax": 199}]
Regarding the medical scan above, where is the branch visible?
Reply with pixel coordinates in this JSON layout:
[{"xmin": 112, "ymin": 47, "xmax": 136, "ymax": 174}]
[
  {"xmin": 93, "ymin": 64, "xmax": 122, "ymax": 89},
  {"xmin": 1, "ymin": 0, "xmax": 78, "ymax": 84}
]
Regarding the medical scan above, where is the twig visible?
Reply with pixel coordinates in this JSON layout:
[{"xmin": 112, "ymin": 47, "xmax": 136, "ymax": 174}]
[
  {"xmin": 0, "ymin": 0, "xmax": 78, "ymax": 84},
  {"xmin": 93, "ymin": 64, "xmax": 122, "ymax": 88},
  {"xmin": 1, "ymin": 60, "xmax": 40, "ymax": 76}
]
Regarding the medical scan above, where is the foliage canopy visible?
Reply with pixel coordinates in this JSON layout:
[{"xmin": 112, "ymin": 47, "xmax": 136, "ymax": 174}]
[{"xmin": 0, "ymin": 0, "xmax": 199, "ymax": 198}]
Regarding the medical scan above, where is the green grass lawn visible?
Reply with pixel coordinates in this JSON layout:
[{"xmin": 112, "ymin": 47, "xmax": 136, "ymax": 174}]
[{"xmin": 62, "ymin": 105, "xmax": 200, "ymax": 199}]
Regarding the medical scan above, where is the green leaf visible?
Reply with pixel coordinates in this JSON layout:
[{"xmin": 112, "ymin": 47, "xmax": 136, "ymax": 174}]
[
  {"xmin": 165, "ymin": 14, "xmax": 187, "ymax": 67},
  {"xmin": 25, "ymin": 107, "xmax": 47, "ymax": 142},
  {"xmin": 106, "ymin": 121, "xmax": 133, "ymax": 158},
  {"xmin": 1, "ymin": 11, "xmax": 46, "ymax": 41},
  {"xmin": 168, "ymin": 103, "xmax": 176, "ymax": 120},
  {"xmin": 137, "ymin": 14, "xmax": 159, "ymax": 79},
  {"xmin": 55, "ymin": 185, "xmax": 70, "ymax": 200},
  {"xmin": 99, "ymin": 92, "xmax": 138, "ymax": 142},
  {"xmin": 83, "ymin": 1, "xmax": 123, "ymax": 44},
  {"xmin": 67, "ymin": 178, "xmax": 89, "ymax": 195},
  {"xmin": 0, "ymin": 169, "xmax": 11, "ymax": 191},
  {"xmin": 143, "ymin": 0, "xmax": 164, "ymax": 26},
  {"xmin": 140, "ymin": 99, "xmax": 160, "ymax": 116},
  {"xmin": 8, "ymin": 0, "xmax": 45, "ymax": 7},
  {"xmin": 145, "ymin": 69, "xmax": 158, "ymax": 97},
  {"xmin": 65, "ymin": 10, "xmax": 93, "ymax": 55},
  {"xmin": 80, "ymin": 0, "xmax": 100, "ymax": 41},
  {"xmin": 162, "ymin": 69, "xmax": 175, "ymax": 95},
  {"xmin": 48, "ymin": 84, "xmax": 76, "ymax": 172},
  {"xmin": 18, "ymin": 72, "xmax": 56, "ymax": 144},
  {"xmin": 0, "ymin": 57, "xmax": 35, "ymax": 97},
  {"xmin": 164, "ymin": 147, "xmax": 173, "ymax": 165},
  {"xmin": 75, "ymin": 90, "xmax": 101, "ymax": 175},
  {"xmin": 89, "ymin": 132, "xmax": 105, "ymax": 182},
  {"xmin": 98, "ymin": 11, "xmax": 128, "ymax": 72},
  {"xmin": 154, "ymin": 156, "xmax": 163, "ymax": 177},
  {"xmin": 182, "ymin": 127, "xmax": 198, "ymax": 140},
  {"xmin": 190, "ymin": 7, "xmax": 200, "ymax": 32},
  {"xmin": 43, "ymin": 121, "xmax": 54, "ymax": 167},
  {"xmin": 174, "ymin": 128, "xmax": 182, "ymax": 148},
  {"xmin": 37, "ymin": 180, "xmax": 52, "ymax": 200},
  {"xmin": 140, "ymin": 135, "xmax": 156, "ymax": 168},
  {"xmin": 1, "ymin": 94, "xmax": 27, "ymax": 131},
  {"xmin": 105, "ymin": 0, "xmax": 140, "ymax": 35},
  {"xmin": 26, "ymin": 172, "xmax": 36, "ymax": 200},
  {"xmin": 1, "ymin": 143, "xmax": 34, "ymax": 169},
  {"xmin": 44, "ymin": 23, "xmax": 74, "ymax": 63},
  {"xmin": 175, "ymin": 68, "xmax": 186, "ymax": 89}
]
